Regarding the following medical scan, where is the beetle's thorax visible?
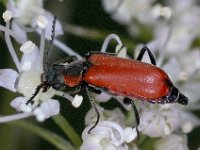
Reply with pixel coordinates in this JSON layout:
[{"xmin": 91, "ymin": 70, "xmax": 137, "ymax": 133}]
[{"xmin": 63, "ymin": 60, "xmax": 90, "ymax": 87}]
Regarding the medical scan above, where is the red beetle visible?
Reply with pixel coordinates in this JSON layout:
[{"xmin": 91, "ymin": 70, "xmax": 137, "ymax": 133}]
[{"xmin": 27, "ymin": 16, "xmax": 188, "ymax": 134}]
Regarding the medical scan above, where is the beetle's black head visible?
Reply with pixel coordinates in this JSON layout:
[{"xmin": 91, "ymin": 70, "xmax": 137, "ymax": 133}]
[
  {"xmin": 45, "ymin": 64, "xmax": 65, "ymax": 90},
  {"xmin": 167, "ymin": 86, "xmax": 188, "ymax": 105}
]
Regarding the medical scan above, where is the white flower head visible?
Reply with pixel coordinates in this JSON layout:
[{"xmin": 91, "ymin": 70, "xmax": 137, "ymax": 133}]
[
  {"xmin": 3, "ymin": 10, "xmax": 13, "ymax": 22},
  {"xmin": 81, "ymin": 121, "xmax": 136, "ymax": 150},
  {"xmin": 154, "ymin": 134, "xmax": 189, "ymax": 150},
  {"xmin": 138, "ymin": 104, "xmax": 180, "ymax": 137}
]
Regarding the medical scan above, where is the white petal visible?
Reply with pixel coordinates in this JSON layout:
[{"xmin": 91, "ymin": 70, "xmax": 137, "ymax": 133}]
[
  {"xmin": 154, "ymin": 134, "xmax": 189, "ymax": 150},
  {"xmin": 0, "ymin": 69, "xmax": 18, "ymax": 92},
  {"xmin": 10, "ymin": 96, "xmax": 27, "ymax": 111},
  {"xmin": 10, "ymin": 96, "xmax": 32, "ymax": 112},
  {"xmin": 20, "ymin": 47, "xmax": 40, "ymax": 71},
  {"xmin": 11, "ymin": 21, "xmax": 28, "ymax": 43},
  {"xmin": 80, "ymin": 135, "xmax": 102, "ymax": 150},
  {"xmin": 33, "ymin": 107, "xmax": 46, "ymax": 122},
  {"xmin": 6, "ymin": 0, "xmax": 20, "ymax": 18},
  {"xmin": 40, "ymin": 99, "xmax": 60, "ymax": 118},
  {"xmin": 180, "ymin": 111, "xmax": 200, "ymax": 133},
  {"xmin": 162, "ymin": 58, "xmax": 181, "ymax": 82},
  {"xmin": 95, "ymin": 92, "xmax": 112, "ymax": 102},
  {"xmin": 21, "ymin": 61, "xmax": 32, "ymax": 71}
]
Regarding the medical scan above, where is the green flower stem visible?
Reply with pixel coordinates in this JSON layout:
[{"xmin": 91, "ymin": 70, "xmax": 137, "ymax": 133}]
[
  {"xmin": 9, "ymin": 120, "xmax": 75, "ymax": 150},
  {"xmin": 52, "ymin": 114, "xmax": 82, "ymax": 148},
  {"xmin": 138, "ymin": 135, "xmax": 156, "ymax": 150},
  {"xmin": 63, "ymin": 23, "xmax": 136, "ymax": 49}
]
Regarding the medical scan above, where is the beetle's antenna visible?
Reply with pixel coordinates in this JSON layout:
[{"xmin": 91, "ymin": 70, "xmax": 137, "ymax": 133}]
[
  {"xmin": 26, "ymin": 81, "xmax": 48, "ymax": 105},
  {"xmin": 44, "ymin": 15, "xmax": 57, "ymax": 72}
]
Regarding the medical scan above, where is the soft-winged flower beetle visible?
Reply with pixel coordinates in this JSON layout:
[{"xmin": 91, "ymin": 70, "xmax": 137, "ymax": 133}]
[{"xmin": 27, "ymin": 16, "xmax": 188, "ymax": 135}]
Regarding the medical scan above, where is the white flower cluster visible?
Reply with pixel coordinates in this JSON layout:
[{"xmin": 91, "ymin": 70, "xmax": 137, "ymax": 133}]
[{"xmin": 0, "ymin": 0, "xmax": 83, "ymax": 123}]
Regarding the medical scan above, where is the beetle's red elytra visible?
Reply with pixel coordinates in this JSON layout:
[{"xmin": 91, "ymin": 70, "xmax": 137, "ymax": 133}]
[{"xmin": 84, "ymin": 54, "xmax": 171, "ymax": 103}]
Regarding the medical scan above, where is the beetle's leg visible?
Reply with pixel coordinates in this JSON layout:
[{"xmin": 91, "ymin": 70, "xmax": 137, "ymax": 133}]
[
  {"xmin": 85, "ymin": 87, "xmax": 100, "ymax": 134},
  {"xmin": 136, "ymin": 46, "xmax": 156, "ymax": 66},
  {"xmin": 123, "ymin": 98, "xmax": 140, "ymax": 139}
]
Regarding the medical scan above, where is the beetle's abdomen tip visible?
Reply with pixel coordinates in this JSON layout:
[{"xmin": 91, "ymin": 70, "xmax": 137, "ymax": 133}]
[{"xmin": 177, "ymin": 93, "xmax": 188, "ymax": 105}]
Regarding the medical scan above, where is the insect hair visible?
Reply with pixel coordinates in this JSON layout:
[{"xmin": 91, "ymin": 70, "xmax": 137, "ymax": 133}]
[{"xmin": 43, "ymin": 15, "xmax": 57, "ymax": 72}]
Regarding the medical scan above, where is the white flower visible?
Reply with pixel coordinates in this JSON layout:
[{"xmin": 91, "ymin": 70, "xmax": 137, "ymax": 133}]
[
  {"xmin": 154, "ymin": 134, "xmax": 189, "ymax": 150},
  {"xmin": 139, "ymin": 103, "xmax": 200, "ymax": 137},
  {"xmin": 163, "ymin": 50, "xmax": 200, "ymax": 104},
  {"xmin": 7, "ymin": 0, "xmax": 63, "ymax": 40},
  {"xmin": 138, "ymin": 104, "xmax": 181, "ymax": 137},
  {"xmin": 7, "ymin": 0, "xmax": 44, "ymax": 25},
  {"xmin": 0, "ymin": 13, "xmax": 77, "ymax": 123},
  {"xmin": 102, "ymin": 0, "xmax": 155, "ymax": 24},
  {"xmin": 81, "ymin": 121, "xmax": 137, "ymax": 150}
]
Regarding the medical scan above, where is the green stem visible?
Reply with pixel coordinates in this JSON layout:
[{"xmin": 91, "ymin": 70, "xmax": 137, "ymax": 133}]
[
  {"xmin": 52, "ymin": 114, "xmax": 82, "ymax": 148},
  {"xmin": 138, "ymin": 135, "xmax": 156, "ymax": 150},
  {"xmin": 9, "ymin": 121, "xmax": 75, "ymax": 150},
  {"xmin": 63, "ymin": 23, "xmax": 136, "ymax": 49}
]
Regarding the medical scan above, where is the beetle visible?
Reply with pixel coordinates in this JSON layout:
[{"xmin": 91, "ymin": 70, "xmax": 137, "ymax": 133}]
[{"xmin": 27, "ymin": 16, "xmax": 188, "ymax": 134}]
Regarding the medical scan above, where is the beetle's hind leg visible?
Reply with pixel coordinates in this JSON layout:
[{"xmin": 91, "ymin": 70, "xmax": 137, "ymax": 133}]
[
  {"xmin": 123, "ymin": 98, "xmax": 140, "ymax": 139},
  {"xmin": 136, "ymin": 46, "xmax": 156, "ymax": 66},
  {"xmin": 85, "ymin": 87, "xmax": 100, "ymax": 134}
]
